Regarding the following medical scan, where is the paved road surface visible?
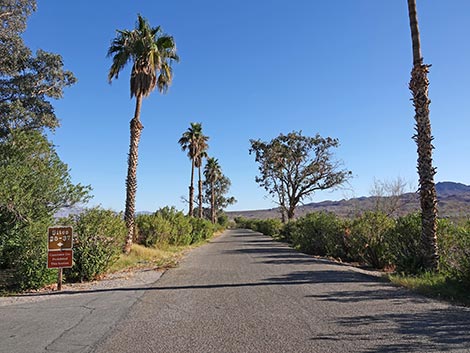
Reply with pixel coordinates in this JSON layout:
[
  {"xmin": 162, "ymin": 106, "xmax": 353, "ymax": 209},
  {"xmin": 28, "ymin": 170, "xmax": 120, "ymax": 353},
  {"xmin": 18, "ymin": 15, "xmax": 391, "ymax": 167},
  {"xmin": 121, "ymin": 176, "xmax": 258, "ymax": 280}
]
[
  {"xmin": 1, "ymin": 229, "xmax": 469, "ymax": 352},
  {"xmin": 93, "ymin": 229, "xmax": 470, "ymax": 353}
]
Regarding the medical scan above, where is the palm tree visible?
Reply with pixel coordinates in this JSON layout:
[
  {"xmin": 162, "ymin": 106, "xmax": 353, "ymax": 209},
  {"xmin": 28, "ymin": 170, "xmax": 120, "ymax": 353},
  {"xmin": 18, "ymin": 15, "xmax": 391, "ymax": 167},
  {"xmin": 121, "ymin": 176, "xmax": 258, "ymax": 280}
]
[
  {"xmin": 195, "ymin": 149, "xmax": 208, "ymax": 218},
  {"xmin": 178, "ymin": 123, "xmax": 209, "ymax": 217},
  {"xmin": 204, "ymin": 157, "xmax": 221, "ymax": 223},
  {"xmin": 407, "ymin": 0, "xmax": 438, "ymax": 271},
  {"xmin": 107, "ymin": 14, "xmax": 179, "ymax": 254}
]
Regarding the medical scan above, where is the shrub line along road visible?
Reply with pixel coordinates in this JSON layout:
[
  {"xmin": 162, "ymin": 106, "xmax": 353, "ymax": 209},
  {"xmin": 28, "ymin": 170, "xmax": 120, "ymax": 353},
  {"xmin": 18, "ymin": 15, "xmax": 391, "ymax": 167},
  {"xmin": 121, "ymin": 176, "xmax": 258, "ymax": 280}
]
[{"xmin": 1, "ymin": 229, "xmax": 469, "ymax": 353}]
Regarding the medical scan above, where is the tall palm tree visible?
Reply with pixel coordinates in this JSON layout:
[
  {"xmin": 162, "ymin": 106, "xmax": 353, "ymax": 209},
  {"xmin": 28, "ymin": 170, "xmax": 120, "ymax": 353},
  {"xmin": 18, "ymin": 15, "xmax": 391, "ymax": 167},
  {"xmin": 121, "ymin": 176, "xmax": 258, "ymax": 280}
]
[
  {"xmin": 195, "ymin": 149, "xmax": 208, "ymax": 218},
  {"xmin": 107, "ymin": 14, "xmax": 179, "ymax": 254},
  {"xmin": 204, "ymin": 157, "xmax": 221, "ymax": 223},
  {"xmin": 407, "ymin": 0, "xmax": 438, "ymax": 271},
  {"xmin": 178, "ymin": 122, "xmax": 209, "ymax": 217}
]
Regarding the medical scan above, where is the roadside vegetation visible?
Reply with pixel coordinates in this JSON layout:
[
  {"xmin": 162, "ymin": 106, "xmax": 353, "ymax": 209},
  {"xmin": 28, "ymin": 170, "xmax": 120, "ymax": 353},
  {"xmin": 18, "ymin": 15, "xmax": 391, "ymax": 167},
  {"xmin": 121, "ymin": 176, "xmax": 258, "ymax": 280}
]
[
  {"xmin": 0, "ymin": 0, "xmax": 464, "ymax": 308},
  {"xmin": 234, "ymin": 212, "xmax": 470, "ymax": 306},
  {"xmin": 0, "ymin": 4, "xmax": 231, "ymax": 294}
]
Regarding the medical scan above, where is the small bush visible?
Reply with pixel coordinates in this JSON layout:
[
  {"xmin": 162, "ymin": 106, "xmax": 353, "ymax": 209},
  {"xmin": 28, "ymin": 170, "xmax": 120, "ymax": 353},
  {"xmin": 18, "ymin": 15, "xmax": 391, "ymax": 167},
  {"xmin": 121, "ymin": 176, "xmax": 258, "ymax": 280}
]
[
  {"xmin": 234, "ymin": 217, "xmax": 256, "ymax": 230},
  {"xmin": 234, "ymin": 217, "xmax": 283, "ymax": 238},
  {"xmin": 279, "ymin": 221, "xmax": 298, "ymax": 243},
  {"xmin": 190, "ymin": 217, "xmax": 216, "ymax": 243},
  {"xmin": 136, "ymin": 214, "xmax": 173, "ymax": 246},
  {"xmin": 137, "ymin": 207, "xmax": 215, "ymax": 247},
  {"xmin": 289, "ymin": 212, "xmax": 346, "ymax": 259},
  {"xmin": 155, "ymin": 207, "xmax": 193, "ymax": 245},
  {"xmin": 348, "ymin": 211, "xmax": 395, "ymax": 269},
  {"xmin": 255, "ymin": 219, "xmax": 283, "ymax": 237},
  {"xmin": 63, "ymin": 208, "xmax": 126, "ymax": 282},
  {"xmin": 439, "ymin": 220, "xmax": 470, "ymax": 287},
  {"xmin": 217, "ymin": 213, "xmax": 229, "ymax": 228},
  {"xmin": 388, "ymin": 212, "xmax": 424, "ymax": 274},
  {"xmin": 13, "ymin": 221, "xmax": 57, "ymax": 290}
]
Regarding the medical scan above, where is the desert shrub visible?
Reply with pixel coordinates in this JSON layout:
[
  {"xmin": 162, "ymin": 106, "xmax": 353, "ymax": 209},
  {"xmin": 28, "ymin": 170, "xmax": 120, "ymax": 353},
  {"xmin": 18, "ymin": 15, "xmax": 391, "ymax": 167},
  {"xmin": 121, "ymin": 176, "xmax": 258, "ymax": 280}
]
[
  {"xmin": 217, "ymin": 213, "xmax": 229, "ymax": 228},
  {"xmin": 279, "ymin": 220, "xmax": 298, "ymax": 243},
  {"xmin": 190, "ymin": 217, "xmax": 216, "ymax": 243},
  {"xmin": 234, "ymin": 217, "xmax": 256, "ymax": 230},
  {"xmin": 62, "ymin": 208, "xmax": 126, "ymax": 282},
  {"xmin": 136, "ymin": 214, "xmax": 173, "ymax": 246},
  {"xmin": 348, "ymin": 211, "xmax": 395, "ymax": 269},
  {"xmin": 155, "ymin": 207, "xmax": 193, "ymax": 245},
  {"xmin": 233, "ymin": 217, "xmax": 283, "ymax": 237},
  {"xmin": 289, "ymin": 212, "xmax": 346, "ymax": 259},
  {"xmin": 12, "ymin": 220, "xmax": 57, "ymax": 290},
  {"xmin": 255, "ymin": 219, "xmax": 283, "ymax": 237},
  {"xmin": 438, "ymin": 220, "xmax": 470, "ymax": 287},
  {"xmin": 388, "ymin": 212, "xmax": 425, "ymax": 274},
  {"xmin": 136, "ymin": 207, "xmax": 214, "ymax": 247}
]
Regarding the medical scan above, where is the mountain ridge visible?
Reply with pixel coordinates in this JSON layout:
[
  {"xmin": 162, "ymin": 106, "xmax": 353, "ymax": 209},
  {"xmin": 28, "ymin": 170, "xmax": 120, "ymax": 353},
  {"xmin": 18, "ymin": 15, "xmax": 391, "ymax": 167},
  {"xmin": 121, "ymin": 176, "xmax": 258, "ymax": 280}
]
[{"xmin": 227, "ymin": 181, "xmax": 470, "ymax": 220}]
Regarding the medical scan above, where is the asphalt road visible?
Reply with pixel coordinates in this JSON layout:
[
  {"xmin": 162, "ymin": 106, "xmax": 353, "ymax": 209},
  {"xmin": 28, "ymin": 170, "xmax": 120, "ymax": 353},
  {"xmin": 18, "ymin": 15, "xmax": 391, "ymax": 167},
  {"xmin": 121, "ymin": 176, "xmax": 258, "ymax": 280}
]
[
  {"xmin": 1, "ymin": 229, "xmax": 469, "ymax": 353},
  {"xmin": 93, "ymin": 229, "xmax": 470, "ymax": 353}
]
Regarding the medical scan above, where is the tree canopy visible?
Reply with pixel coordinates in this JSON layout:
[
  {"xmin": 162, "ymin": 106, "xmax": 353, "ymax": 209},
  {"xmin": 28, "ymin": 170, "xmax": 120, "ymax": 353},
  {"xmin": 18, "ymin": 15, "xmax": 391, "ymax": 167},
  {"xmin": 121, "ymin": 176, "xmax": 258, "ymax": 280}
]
[
  {"xmin": 250, "ymin": 131, "xmax": 351, "ymax": 221},
  {"xmin": 0, "ymin": 0, "xmax": 76, "ymax": 138}
]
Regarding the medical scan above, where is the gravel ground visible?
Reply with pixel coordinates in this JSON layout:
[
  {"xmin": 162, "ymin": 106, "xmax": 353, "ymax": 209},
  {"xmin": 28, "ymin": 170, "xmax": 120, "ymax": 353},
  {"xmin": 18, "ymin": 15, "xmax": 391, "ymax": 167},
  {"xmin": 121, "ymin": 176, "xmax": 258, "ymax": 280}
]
[{"xmin": 0, "ymin": 267, "xmax": 164, "ymax": 307}]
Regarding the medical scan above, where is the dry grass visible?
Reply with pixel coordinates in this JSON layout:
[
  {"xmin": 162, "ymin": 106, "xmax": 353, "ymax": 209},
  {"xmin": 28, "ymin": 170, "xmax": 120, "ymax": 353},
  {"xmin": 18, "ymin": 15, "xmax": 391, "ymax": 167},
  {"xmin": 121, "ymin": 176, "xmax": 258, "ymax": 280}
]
[{"xmin": 109, "ymin": 236, "xmax": 218, "ymax": 273}]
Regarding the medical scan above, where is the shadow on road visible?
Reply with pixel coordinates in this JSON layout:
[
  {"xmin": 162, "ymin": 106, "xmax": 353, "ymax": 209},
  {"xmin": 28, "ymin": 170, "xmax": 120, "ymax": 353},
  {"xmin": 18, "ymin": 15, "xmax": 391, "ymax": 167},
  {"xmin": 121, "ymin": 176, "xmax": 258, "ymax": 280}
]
[{"xmin": 334, "ymin": 308, "xmax": 470, "ymax": 352}]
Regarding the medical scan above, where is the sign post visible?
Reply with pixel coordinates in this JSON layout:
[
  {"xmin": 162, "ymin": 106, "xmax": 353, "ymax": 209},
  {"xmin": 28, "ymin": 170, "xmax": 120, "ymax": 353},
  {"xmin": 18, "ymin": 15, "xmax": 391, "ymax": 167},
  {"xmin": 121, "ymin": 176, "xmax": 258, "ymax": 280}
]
[{"xmin": 47, "ymin": 226, "xmax": 73, "ymax": 291}]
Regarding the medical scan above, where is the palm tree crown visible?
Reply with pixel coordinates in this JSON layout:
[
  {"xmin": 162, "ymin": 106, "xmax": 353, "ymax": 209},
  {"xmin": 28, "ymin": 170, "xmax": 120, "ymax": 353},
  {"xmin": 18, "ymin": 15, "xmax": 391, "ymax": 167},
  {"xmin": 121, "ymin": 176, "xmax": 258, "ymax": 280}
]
[
  {"xmin": 178, "ymin": 123, "xmax": 209, "ymax": 160},
  {"xmin": 204, "ymin": 157, "xmax": 221, "ymax": 184},
  {"xmin": 107, "ymin": 14, "xmax": 179, "ymax": 97}
]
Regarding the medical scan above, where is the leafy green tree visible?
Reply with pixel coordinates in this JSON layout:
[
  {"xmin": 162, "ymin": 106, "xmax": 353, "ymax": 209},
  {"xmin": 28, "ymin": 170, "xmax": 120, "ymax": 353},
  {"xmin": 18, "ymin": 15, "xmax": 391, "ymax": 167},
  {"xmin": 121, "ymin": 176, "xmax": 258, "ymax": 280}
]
[
  {"xmin": 0, "ymin": 0, "xmax": 88, "ymax": 290},
  {"xmin": 204, "ymin": 174, "xmax": 236, "ymax": 217},
  {"xmin": 407, "ymin": 0, "xmax": 438, "ymax": 271},
  {"xmin": 178, "ymin": 122, "xmax": 209, "ymax": 217},
  {"xmin": 107, "ymin": 14, "xmax": 179, "ymax": 253},
  {"xmin": 250, "ymin": 131, "xmax": 351, "ymax": 221},
  {"xmin": 0, "ymin": 0, "xmax": 35, "ymax": 75},
  {"xmin": 0, "ymin": 130, "xmax": 90, "ymax": 288},
  {"xmin": 0, "ymin": 0, "xmax": 76, "ymax": 138}
]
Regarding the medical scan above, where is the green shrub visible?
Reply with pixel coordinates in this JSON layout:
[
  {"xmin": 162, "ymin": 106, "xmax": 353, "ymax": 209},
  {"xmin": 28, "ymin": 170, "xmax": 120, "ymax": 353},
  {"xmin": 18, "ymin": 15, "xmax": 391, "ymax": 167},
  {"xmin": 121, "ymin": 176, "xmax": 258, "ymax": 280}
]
[
  {"xmin": 234, "ymin": 217, "xmax": 283, "ymax": 238},
  {"xmin": 62, "ymin": 208, "xmax": 126, "ymax": 282},
  {"xmin": 279, "ymin": 220, "xmax": 298, "ymax": 243},
  {"xmin": 348, "ymin": 211, "xmax": 395, "ymax": 269},
  {"xmin": 255, "ymin": 219, "xmax": 283, "ymax": 237},
  {"xmin": 438, "ymin": 220, "xmax": 470, "ymax": 287},
  {"xmin": 388, "ymin": 212, "xmax": 425, "ymax": 274},
  {"xmin": 190, "ymin": 217, "xmax": 215, "ymax": 243},
  {"xmin": 234, "ymin": 217, "xmax": 256, "ymax": 230},
  {"xmin": 13, "ymin": 220, "xmax": 57, "ymax": 290},
  {"xmin": 217, "ymin": 213, "xmax": 229, "ymax": 228},
  {"xmin": 136, "ymin": 214, "xmax": 173, "ymax": 246},
  {"xmin": 289, "ymin": 212, "xmax": 346, "ymax": 259},
  {"xmin": 155, "ymin": 207, "xmax": 193, "ymax": 245},
  {"xmin": 136, "ymin": 207, "xmax": 215, "ymax": 247}
]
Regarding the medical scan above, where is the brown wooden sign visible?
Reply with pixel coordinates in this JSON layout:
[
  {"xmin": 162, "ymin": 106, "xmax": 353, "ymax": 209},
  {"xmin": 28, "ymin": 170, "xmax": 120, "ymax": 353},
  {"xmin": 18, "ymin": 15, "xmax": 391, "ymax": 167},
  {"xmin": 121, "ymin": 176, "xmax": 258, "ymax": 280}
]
[
  {"xmin": 47, "ymin": 250, "xmax": 73, "ymax": 269},
  {"xmin": 48, "ymin": 226, "xmax": 73, "ymax": 250}
]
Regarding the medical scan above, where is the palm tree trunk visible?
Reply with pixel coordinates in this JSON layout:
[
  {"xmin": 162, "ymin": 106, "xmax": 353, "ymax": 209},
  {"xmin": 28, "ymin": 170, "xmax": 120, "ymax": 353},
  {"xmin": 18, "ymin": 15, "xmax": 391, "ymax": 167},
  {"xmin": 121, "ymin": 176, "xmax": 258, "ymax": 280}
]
[
  {"xmin": 123, "ymin": 94, "xmax": 143, "ymax": 254},
  {"xmin": 198, "ymin": 166, "xmax": 203, "ymax": 218},
  {"xmin": 188, "ymin": 159, "xmax": 195, "ymax": 217},
  {"xmin": 211, "ymin": 181, "xmax": 215, "ymax": 223},
  {"xmin": 408, "ymin": 0, "xmax": 438, "ymax": 271}
]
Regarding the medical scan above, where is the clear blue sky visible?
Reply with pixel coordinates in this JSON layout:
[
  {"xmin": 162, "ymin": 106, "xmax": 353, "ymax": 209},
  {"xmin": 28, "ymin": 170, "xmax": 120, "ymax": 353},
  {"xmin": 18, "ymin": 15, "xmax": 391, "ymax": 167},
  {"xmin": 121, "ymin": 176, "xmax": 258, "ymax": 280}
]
[{"xmin": 23, "ymin": 1, "xmax": 470, "ymax": 213}]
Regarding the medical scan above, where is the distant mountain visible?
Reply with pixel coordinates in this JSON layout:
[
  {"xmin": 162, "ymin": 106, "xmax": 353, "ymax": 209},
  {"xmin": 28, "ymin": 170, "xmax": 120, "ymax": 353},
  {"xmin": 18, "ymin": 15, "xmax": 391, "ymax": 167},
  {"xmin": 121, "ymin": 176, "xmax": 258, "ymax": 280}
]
[
  {"xmin": 435, "ymin": 181, "xmax": 470, "ymax": 196},
  {"xmin": 228, "ymin": 181, "xmax": 470, "ymax": 220}
]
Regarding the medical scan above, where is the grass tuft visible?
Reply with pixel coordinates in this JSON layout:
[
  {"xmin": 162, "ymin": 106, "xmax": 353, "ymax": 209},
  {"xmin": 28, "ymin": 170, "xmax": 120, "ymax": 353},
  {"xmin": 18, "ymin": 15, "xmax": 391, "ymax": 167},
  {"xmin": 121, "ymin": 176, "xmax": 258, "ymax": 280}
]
[{"xmin": 389, "ymin": 272, "xmax": 470, "ymax": 307}]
